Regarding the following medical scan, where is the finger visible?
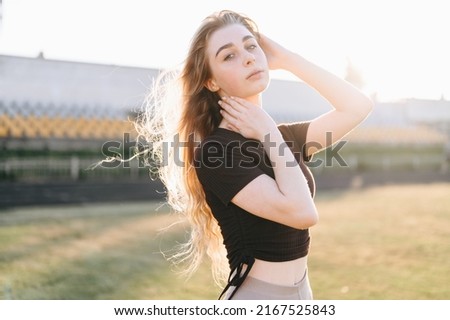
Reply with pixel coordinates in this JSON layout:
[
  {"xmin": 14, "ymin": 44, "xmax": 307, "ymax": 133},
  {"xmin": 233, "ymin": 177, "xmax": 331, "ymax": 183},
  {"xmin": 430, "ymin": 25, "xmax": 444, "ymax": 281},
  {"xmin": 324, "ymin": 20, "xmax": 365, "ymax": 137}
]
[
  {"xmin": 219, "ymin": 109, "xmax": 238, "ymax": 124},
  {"xmin": 223, "ymin": 96, "xmax": 247, "ymax": 112},
  {"xmin": 220, "ymin": 109, "xmax": 242, "ymax": 131},
  {"xmin": 228, "ymin": 96, "xmax": 252, "ymax": 110},
  {"xmin": 218, "ymin": 99, "xmax": 240, "ymax": 118}
]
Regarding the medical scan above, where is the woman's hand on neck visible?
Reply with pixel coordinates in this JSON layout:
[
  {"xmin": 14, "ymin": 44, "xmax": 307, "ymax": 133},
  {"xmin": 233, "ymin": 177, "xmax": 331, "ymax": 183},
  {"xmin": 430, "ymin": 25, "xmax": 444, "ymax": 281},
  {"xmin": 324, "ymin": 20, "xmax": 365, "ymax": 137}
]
[
  {"xmin": 217, "ymin": 91, "xmax": 264, "ymax": 131},
  {"xmin": 217, "ymin": 96, "xmax": 276, "ymax": 141}
]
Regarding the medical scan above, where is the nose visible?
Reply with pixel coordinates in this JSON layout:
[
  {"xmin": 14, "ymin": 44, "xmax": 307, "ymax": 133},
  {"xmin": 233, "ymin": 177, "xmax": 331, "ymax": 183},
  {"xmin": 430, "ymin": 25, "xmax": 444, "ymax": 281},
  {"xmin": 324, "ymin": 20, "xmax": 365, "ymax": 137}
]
[{"xmin": 243, "ymin": 52, "xmax": 256, "ymax": 66}]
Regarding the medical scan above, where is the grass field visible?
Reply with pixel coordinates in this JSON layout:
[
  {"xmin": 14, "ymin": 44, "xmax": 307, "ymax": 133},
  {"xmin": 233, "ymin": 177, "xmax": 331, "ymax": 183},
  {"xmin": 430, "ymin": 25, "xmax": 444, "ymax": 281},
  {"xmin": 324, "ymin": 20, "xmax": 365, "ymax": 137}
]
[{"xmin": 1, "ymin": 183, "xmax": 449, "ymax": 300}]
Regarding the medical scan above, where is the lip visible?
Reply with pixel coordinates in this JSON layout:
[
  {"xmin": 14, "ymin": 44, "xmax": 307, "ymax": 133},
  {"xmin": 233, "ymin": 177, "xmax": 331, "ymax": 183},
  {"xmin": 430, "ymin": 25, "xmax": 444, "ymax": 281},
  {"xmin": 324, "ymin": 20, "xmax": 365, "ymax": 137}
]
[{"xmin": 246, "ymin": 69, "xmax": 264, "ymax": 79}]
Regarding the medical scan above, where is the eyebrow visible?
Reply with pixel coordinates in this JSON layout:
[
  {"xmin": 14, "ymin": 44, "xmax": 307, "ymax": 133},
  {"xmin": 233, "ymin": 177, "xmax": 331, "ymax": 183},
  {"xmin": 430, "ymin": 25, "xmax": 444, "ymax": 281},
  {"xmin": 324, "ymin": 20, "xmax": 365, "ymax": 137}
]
[{"xmin": 215, "ymin": 35, "xmax": 255, "ymax": 57}]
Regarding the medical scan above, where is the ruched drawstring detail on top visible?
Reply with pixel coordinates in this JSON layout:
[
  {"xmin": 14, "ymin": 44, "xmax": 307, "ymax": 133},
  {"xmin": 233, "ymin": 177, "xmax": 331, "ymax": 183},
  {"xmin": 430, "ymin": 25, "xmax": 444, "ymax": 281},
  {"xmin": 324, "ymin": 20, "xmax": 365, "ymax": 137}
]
[{"xmin": 218, "ymin": 256, "xmax": 255, "ymax": 300}]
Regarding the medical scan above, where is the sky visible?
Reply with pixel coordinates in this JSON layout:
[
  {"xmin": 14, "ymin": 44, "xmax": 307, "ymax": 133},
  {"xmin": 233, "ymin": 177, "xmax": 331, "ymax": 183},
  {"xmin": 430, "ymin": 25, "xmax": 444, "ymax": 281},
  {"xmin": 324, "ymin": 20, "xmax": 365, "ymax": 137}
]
[{"xmin": 0, "ymin": 0, "xmax": 449, "ymax": 102}]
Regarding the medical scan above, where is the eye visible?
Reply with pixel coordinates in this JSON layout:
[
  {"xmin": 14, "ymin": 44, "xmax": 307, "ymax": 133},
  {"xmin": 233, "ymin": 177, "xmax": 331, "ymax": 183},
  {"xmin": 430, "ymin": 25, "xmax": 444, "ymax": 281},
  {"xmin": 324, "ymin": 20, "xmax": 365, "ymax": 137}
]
[
  {"xmin": 247, "ymin": 44, "xmax": 257, "ymax": 50},
  {"xmin": 224, "ymin": 53, "xmax": 234, "ymax": 61}
]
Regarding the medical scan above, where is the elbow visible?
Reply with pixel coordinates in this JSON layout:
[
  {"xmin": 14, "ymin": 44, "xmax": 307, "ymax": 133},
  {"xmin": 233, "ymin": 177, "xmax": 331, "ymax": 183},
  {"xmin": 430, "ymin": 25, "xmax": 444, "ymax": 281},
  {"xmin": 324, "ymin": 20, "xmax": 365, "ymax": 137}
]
[
  {"xmin": 301, "ymin": 210, "xmax": 319, "ymax": 229},
  {"xmin": 290, "ymin": 205, "xmax": 319, "ymax": 230},
  {"xmin": 309, "ymin": 210, "xmax": 319, "ymax": 227},
  {"xmin": 365, "ymin": 97, "xmax": 375, "ymax": 114},
  {"xmin": 359, "ymin": 96, "xmax": 374, "ymax": 119},
  {"xmin": 349, "ymin": 97, "xmax": 373, "ymax": 125}
]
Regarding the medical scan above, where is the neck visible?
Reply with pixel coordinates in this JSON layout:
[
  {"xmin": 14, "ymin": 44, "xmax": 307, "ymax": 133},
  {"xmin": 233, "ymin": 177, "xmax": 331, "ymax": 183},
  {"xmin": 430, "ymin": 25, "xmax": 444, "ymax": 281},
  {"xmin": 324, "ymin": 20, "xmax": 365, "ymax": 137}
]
[
  {"xmin": 248, "ymin": 94, "xmax": 262, "ymax": 107},
  {"xmin": 218, "ymin": 94, "xmax": 263, "ymax": 130}
]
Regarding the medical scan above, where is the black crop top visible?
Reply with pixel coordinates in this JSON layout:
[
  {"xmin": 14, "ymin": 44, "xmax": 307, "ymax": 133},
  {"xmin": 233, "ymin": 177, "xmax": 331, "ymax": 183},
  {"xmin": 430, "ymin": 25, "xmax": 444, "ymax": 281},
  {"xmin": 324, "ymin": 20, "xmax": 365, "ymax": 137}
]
[{"xmin": 194, "ymin": 121, "xmax": 315, "ymax": 299}]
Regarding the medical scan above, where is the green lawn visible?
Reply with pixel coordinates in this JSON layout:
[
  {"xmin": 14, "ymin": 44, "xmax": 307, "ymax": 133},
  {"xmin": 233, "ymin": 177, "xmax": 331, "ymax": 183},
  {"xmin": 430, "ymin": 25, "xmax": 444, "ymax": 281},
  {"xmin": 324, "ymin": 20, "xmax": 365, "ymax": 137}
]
[{"xmin": 1, "ymin": 183, "xmax": 449, "ymax": 299}]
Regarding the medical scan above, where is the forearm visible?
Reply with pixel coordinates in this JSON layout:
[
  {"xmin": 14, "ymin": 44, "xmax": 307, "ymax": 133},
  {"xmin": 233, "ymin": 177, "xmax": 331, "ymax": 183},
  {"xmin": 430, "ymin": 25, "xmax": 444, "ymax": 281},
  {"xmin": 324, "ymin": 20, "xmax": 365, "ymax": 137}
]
[
  {"xmin": 282, "ymin": 51, "xmax": 373, "ymax": 116},
  {"xmin": 261, "ymin": 128, "xmax": 312, "ymax": 206}
]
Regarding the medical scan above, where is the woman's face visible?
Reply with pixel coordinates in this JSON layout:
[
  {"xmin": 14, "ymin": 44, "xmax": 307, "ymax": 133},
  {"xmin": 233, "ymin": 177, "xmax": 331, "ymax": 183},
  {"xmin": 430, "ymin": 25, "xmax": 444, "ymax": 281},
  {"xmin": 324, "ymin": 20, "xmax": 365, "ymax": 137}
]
[{"xmin": 206, "ymin": 24, "xmax": 269, "ymax": 104}]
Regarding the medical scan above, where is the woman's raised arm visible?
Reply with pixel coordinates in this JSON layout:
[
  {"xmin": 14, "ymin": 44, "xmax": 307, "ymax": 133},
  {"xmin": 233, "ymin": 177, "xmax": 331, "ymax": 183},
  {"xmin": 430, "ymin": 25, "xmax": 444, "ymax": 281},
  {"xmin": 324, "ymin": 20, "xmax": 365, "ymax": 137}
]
[{"xmin": 260, "ymin": 34, "xmax": 374, "ymax": 157}]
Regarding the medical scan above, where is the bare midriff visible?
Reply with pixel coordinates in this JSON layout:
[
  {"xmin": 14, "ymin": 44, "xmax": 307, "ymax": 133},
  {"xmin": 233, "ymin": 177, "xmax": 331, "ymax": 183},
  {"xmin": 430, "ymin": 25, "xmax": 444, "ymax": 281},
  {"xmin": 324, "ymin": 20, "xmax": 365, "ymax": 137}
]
[{"xmin": 248, "ymin": 255, "xmax": 308, "ymax": 286}]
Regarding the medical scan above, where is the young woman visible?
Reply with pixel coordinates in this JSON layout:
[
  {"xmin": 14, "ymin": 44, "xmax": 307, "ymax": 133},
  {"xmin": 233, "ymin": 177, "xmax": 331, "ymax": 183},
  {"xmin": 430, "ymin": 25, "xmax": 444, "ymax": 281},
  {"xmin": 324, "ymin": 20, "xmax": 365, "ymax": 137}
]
[{"xmin": 137, "ymin": 10, "xmax": 373, "ymax": 300}]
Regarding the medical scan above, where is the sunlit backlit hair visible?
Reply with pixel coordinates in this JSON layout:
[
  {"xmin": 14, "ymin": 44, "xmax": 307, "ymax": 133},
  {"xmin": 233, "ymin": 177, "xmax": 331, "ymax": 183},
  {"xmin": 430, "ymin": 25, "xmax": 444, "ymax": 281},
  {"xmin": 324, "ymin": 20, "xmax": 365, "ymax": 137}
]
[{"xmin": 135, "ymin": 10, "xmax": 260, "ymax": 286}]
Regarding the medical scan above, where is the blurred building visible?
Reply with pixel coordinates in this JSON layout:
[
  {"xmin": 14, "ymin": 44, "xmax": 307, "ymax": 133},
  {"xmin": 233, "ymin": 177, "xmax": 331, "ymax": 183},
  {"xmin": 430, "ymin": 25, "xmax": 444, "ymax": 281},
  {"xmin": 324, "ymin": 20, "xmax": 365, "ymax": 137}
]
[
  {"xmin": 0, "ymin": 54, "xmax": 333, "ymax": 150},
  {"xmin": 0, "ymin": 53, "xmax": 449, "ymax": 177},
  {"xmin": 0, "ymin": 54, "xmax": 159, "ymax": 150},
  {"xmin": 2, "ymin": 54, "xmax": 449, "ymax": 144}
]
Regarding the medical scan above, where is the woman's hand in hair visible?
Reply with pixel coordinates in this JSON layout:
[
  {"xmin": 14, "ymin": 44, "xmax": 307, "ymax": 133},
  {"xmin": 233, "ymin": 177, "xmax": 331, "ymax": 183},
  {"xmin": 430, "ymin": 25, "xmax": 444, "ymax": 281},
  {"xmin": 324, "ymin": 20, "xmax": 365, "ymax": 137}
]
[
  {"xmin": 219, "ymin": 96, "xmax": 277, "ymax": 141},
  {"xmin": 259, "ymin": 34, "xmax": 292, "ymax": 71}
]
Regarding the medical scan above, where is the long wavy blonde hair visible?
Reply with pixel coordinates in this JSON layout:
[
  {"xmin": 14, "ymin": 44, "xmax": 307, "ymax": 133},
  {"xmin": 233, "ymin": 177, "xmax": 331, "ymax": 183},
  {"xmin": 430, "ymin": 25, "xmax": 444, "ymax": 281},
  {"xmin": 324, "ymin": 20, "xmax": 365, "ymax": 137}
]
[{"xmin": 135, "ymin": 10, "xmax": 260, "ymax": 285}]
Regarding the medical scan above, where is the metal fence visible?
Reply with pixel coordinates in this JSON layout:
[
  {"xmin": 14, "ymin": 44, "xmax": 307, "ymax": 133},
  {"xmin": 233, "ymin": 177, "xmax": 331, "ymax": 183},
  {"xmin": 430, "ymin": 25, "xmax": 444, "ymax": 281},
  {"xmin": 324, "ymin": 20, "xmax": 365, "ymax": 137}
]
[{"xmin": 0, "ymin": 157, "xmax": 150, "ymax": 182}]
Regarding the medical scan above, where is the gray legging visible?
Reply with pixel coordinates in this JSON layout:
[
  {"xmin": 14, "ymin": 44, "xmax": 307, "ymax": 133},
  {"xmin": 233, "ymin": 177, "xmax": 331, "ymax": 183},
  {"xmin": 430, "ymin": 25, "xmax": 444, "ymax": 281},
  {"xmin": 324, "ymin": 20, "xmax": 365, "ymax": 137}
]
[{"xmin": 224, "ymin": 268, "xmax": 313, "ymax": 300}]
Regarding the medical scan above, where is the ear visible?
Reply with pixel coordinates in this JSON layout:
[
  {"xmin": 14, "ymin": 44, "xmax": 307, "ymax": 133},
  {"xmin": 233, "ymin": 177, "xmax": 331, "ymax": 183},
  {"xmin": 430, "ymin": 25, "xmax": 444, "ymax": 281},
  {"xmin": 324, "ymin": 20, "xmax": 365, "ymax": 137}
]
[{"xmin": 205, "ymin": 79, "xmax": 219, "ymax": 92}]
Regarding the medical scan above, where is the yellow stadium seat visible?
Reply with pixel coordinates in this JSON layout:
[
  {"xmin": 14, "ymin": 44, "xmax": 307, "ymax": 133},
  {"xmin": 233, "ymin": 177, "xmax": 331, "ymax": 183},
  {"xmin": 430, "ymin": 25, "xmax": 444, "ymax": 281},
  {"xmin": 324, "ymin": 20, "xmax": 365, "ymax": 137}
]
[
  {"xmin": 0, "ymin": 114, "xmax": 8, "ymax": 137},
  {"xmin": 37, "ymin": 116, "xmax": 52, "ymax": 138}
]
